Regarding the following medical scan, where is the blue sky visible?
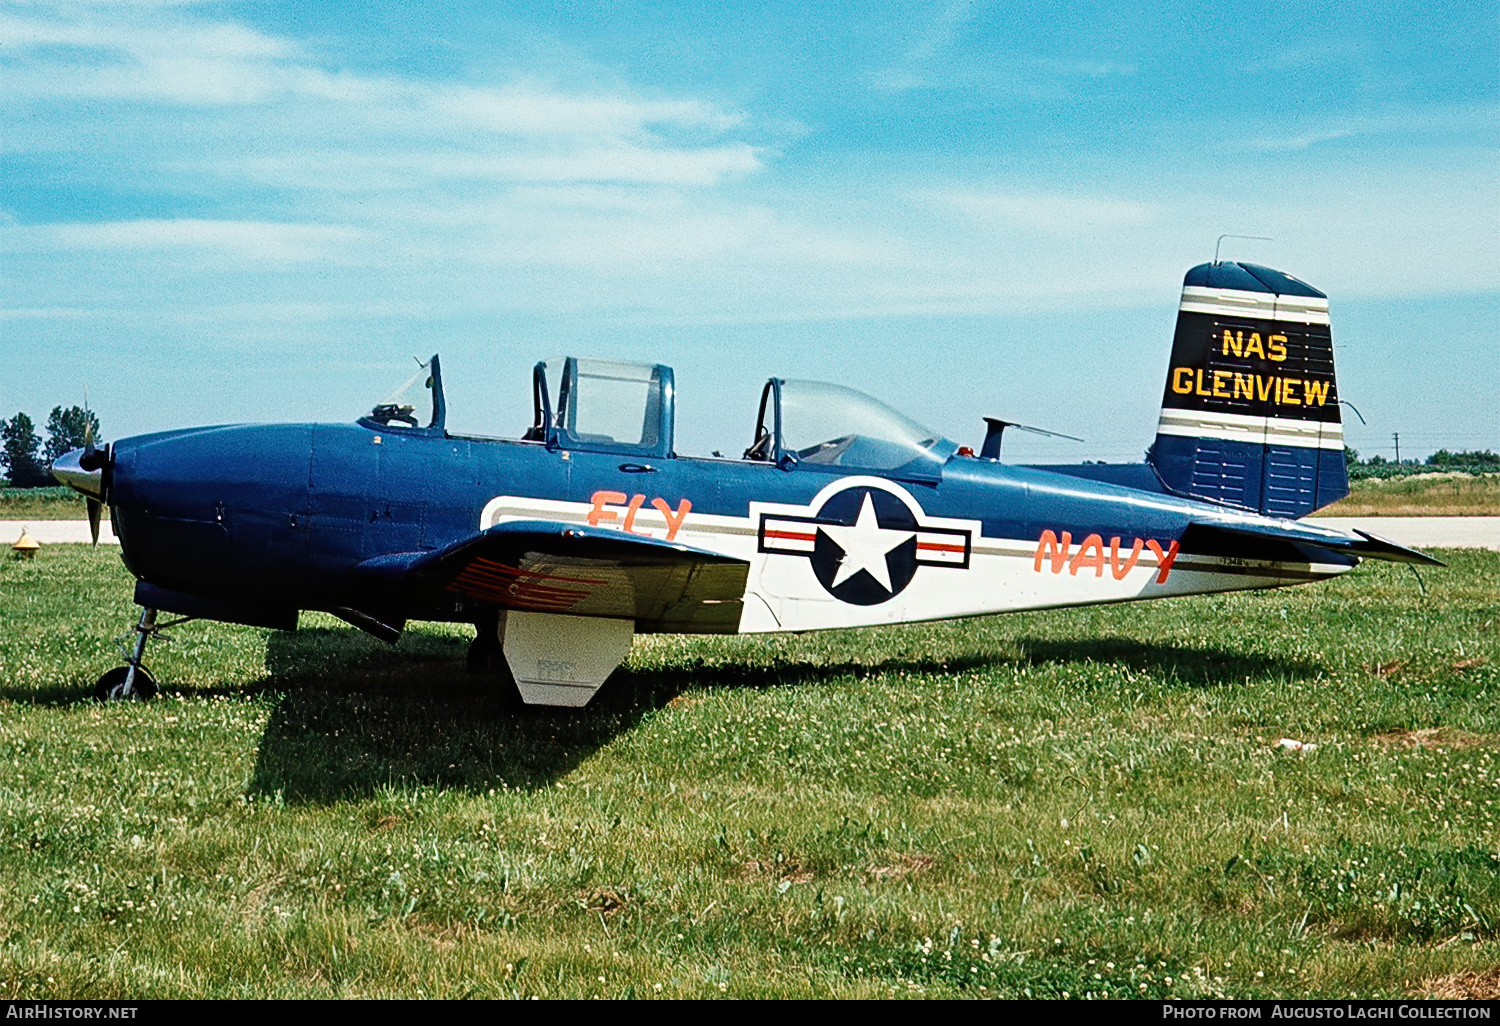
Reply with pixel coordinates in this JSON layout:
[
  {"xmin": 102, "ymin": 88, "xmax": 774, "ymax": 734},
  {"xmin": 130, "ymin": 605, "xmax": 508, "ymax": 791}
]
[{"xmin": 1, "ymin": 0, "xmax": 1495, "ymax": 462}]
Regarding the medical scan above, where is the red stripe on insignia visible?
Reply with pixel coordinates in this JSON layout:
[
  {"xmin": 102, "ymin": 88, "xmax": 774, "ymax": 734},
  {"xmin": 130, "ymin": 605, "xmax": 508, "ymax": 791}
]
[
  {"xmin": 764, "ymin": 529, "xmax": 817, "ymax": 542},
  {"xmin": 916, "ymin": 541, "xmax": 965, "ymax": 553}
]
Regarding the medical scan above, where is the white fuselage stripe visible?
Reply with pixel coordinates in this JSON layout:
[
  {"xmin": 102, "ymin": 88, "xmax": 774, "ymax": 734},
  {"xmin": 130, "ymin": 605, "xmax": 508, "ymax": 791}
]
[{"xmin": 477, "ymin": 491, "xmax": 1360, "ymax": 634}]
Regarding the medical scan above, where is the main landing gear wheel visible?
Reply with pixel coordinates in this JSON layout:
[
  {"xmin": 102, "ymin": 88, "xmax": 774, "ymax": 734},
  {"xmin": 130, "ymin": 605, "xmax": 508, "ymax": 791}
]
[
  {"xmin": 466, "ymin": 632, "xmax": 504, "ymax": 674},
  {"xmin": 467, "ymin": 615, "xmax": 523, "ymax": 708},
  {"xmin": 94, "ymin": 665, "xmax": 159, "ymax": 702}
]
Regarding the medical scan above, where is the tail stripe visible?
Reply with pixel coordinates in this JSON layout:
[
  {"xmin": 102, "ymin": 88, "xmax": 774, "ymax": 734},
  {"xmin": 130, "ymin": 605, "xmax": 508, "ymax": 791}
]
[
  {"xmin": 1156, "ymin": 409, "xmax": 1345, "ymax": 452},
  {"xmin": 1178, "ymin": 286, "xmax": 1331, "ymax": 325}
]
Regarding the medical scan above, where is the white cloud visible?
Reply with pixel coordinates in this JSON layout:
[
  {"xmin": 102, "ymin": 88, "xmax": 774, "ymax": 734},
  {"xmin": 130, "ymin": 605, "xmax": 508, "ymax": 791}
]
[
  {"xmin": 430, "ymin": 85, "xmax": 742, "ymax": 138},
  {"xmin": 0, "ymin": 0, "xmax": 1492, "ymax": 337},
  {"xmin": 226, "ymin": 142, "xmax": 761, "ymax": 191},
  {"xmin": 907, "ymin": 0, "xmax": 980, "ymax": 63},
  {"xmin": 23, "ymin": 219, "xmax": 362, "ymax": 261},
  {"xmin": 1228, "ymin": 103, "xmax": 1499, "ymax": 154},
  {"xmin": 486, "ymin": 143, "xmax": 760, "ymax": 186},
  {"xmin": 1241, "ymin": 129, "xmax": 1361, "ymax": 153},
  {"xmin": 0, "ymin": 10, "xmax": 291, "ymax": 59},
  {"xmin": 935, "ymin": 190, "xmax": 1160, "ymax": 234}
]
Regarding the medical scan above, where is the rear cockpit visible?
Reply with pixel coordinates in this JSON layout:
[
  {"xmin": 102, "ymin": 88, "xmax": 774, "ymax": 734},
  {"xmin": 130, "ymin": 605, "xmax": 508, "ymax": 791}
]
[{"xmin": 527, "ymin": 357, "xmax": 675, "ymax": 458}]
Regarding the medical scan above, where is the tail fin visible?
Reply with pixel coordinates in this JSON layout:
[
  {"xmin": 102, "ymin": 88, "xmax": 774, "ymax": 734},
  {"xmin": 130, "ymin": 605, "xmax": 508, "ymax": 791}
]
[{"xmin": 1148, "ymin": 261, "xmax": 1348, "ymax": 519}]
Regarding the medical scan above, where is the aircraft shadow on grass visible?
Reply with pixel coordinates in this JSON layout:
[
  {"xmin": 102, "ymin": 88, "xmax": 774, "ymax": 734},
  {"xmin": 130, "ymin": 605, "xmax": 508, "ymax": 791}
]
[
  {"xmin": 1011, "ymin": 636, "xmax": 1320, "ymax": 688},
  {"xmin": 245, "ymin": 628, "xmax": 1003, "ymax": 803},
  {"xmin": 243, "ymin": 627, "xmax": 1318, "ymax": 804}
]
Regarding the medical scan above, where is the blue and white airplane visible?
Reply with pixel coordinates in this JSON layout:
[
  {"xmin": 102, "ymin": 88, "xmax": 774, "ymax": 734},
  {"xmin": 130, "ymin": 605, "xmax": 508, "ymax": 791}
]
[{"xmin": 54, "ymin": 261, "xmax": 1438, "ymax": 705}]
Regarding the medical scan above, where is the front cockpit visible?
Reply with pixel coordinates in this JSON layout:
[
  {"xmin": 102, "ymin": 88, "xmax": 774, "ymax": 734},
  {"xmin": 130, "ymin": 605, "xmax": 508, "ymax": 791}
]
[{"xmin": 363, "ymin": 356, "xmax": 446, "ymax": 436}]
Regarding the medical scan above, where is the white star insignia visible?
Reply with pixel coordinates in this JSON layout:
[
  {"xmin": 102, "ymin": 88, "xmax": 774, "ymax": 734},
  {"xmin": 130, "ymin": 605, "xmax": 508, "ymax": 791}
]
[{"xmin": 819, "ymin": 493, "xmax": 913, "ymax": 593}]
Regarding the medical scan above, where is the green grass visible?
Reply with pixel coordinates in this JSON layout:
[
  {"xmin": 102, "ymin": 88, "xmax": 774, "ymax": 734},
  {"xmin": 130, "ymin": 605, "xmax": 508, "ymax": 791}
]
[
  {"xmin": 1, "ymin": 547, "xmax": 1496, "ymax": 999},
  {"xmin": 1313, "ymin": 473, "xmax": 1500, "ymax": 517}
]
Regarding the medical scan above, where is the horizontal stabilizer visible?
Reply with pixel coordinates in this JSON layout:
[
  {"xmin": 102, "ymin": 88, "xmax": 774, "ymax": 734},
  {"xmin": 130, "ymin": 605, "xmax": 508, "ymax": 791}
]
[
  {"xmin": 1183, "ymin": 520, "xmax": 1444, "ymax": 567},
  {"xmin": 353, "ymin": 520, "xmax": 751, "ymax": 632},
  {"xmin": 1349, "ymin": 528, "xmax": 1447, "ymax": 567}
]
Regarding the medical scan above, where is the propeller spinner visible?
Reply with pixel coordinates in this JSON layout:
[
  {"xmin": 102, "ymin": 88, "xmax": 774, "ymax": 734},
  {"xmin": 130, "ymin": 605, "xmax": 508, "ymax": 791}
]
[{"xmin": 52, "ymin": 440, "xmax": 111, "ymax": 546}]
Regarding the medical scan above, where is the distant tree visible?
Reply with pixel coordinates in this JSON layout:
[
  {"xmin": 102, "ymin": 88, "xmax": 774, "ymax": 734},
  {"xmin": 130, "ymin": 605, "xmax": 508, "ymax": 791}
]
[
  {"xmin": 1343, "ymin": 445, "xmax": 1360, "ymax": 469},
  {"xmin": 43, "ymin": 405, "xmax": 101, "ymax": 464},
  {"xmin": 1427, "ymin": 448, "xmax": 1500, "ymax": 470},
  {"xmin": 2, "ymin": 412, "xmax": 49, "ymax": 487}
]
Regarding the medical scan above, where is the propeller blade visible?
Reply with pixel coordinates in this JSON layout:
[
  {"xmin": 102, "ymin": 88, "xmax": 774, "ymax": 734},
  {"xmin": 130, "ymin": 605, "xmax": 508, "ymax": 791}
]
[{"xmin": 87, "ymin": 498, "xmax": 102, "ymax": 546}]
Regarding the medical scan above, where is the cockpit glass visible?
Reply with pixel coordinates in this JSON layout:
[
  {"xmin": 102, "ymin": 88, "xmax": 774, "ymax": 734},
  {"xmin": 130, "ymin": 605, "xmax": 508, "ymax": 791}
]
[
  {"xmin": 369, "ymin": 359, "xmax": 435, "ymax": 428},
  {"xmin": 778, "ymin": 379, "xmax": 944, "ymax": 471},
  {"xmin": 567, "ymin": 359, "xmax": 662, "ymax": 448},
  {"xmin": 536, "ymin": 357, "xmax": 665, "ymax": 450}
]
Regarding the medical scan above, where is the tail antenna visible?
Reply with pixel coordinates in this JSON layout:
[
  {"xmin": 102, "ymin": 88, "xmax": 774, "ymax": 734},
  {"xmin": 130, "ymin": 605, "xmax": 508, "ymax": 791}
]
[{"xmin": 1214, "ymin": 234, "xmax": 1273, "ymax": 264}]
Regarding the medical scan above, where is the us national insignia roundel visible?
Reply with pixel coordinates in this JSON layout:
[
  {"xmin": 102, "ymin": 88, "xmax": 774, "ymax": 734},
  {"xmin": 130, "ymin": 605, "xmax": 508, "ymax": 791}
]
[{"xmin": 758, "ymin": 483, "xmax": 971, "ymax": 605}]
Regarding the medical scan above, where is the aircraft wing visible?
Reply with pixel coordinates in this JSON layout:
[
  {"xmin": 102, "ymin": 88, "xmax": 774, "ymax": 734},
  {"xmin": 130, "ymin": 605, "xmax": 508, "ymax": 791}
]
[
  {"xmin": 352, "ymin": 520, "xmax": 751, "ymax": 632},
  {"xmin": 1183, "ymin": 519, "xmax": 1445, "ymax": 567}
]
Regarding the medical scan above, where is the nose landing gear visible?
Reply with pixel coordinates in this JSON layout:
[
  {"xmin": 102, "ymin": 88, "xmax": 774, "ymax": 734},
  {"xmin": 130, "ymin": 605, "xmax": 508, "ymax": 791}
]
[{"xmin": 94, "ymin": 607, "xmax": 195, "ymax": 701}]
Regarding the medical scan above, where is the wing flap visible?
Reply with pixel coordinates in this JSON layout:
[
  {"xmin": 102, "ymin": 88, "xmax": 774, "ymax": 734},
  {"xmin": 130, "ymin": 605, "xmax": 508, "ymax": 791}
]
[{"xmin": 352, "ymin": 520, "xmax": 750, "ymax": 632}]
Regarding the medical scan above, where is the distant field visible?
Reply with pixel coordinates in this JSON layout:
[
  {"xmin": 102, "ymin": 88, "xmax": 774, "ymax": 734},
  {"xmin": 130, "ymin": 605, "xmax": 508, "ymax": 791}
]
[
  {"xmin": 8, "ymin": 473, "xmax": 1498, "ymax": 521},
  {"xmin": 1312, "ymin": 474, "xmax": 1500, "ymax": 517},
  {"xmin": 0, "ymin": 486, "xmax": 83, "ymax": 520},
  {"xmin": 0, "ymin": 547, "xmax": 1496, "ymax": 999}
]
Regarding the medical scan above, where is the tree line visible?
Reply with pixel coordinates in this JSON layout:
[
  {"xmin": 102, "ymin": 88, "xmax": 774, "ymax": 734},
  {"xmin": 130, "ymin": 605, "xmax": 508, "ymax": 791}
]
[
  {"xmin": 1, "ymin": 407, "xmax": 102, "ymax": 488},
  {"xmin": 1344, "ymin": 446, "xmax": 1499, "ymax": 480}
]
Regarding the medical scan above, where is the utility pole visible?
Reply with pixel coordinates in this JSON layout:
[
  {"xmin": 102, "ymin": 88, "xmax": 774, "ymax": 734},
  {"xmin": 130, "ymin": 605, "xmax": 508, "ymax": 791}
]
[{"xmin": 1393, "ymin": 432, "xmax": 1401, "ymax": 465}]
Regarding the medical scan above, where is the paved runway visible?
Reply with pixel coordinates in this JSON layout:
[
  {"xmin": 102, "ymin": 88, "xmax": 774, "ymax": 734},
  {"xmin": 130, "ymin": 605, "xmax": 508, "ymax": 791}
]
[
  {"xmin": 6, "ymin": 516, "xmax": 1499, "ymax": 550},
  {"xmin": 5, "ymin": 520, "xmax": 120, "ymax": 545},
  {"xmin": 1307, "ymin": 516, "xmax": 1500, "ymax": 551}
]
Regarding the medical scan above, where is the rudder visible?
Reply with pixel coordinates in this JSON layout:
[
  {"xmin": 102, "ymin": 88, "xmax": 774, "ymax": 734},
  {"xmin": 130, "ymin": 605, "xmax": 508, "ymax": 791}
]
[{"xmin": 1148, "ymin": 261, "xmax": 1348, "ymax": 518}]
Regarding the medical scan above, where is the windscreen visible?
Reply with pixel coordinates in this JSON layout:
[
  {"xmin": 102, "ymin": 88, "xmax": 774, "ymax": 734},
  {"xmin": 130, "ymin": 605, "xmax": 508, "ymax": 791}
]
[{"xmin": 368, "ymin": 359, "xmax": 436, "ymax": 428}]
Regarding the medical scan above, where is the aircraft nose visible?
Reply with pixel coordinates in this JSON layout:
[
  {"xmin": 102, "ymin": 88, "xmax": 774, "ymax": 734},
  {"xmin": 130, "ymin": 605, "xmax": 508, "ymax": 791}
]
[{"xmin": 52, "ymin": 447, "xmax": 104, "ymax": 500}]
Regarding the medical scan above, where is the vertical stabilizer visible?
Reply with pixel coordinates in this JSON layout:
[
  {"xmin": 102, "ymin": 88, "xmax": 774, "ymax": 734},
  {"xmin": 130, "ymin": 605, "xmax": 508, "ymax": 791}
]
[{"xmin": 1149, "ymin": 262, "xmax": 1348, "ymax": 518}]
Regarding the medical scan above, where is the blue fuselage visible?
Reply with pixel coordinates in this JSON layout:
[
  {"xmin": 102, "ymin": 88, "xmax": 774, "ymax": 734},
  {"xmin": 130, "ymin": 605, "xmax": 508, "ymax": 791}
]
[{"xmin": 108, "ymin": 418, "xmax": 1345, "ymax": 625}]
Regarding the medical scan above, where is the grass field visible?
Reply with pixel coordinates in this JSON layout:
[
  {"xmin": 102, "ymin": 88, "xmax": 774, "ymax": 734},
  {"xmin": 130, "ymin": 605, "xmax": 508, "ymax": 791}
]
[
  {"xmin": 1312, "ymin": 475, "xmax": 1500, "ymax": 518},
  {"xmin": 0, "ymin": 547, "xmax": 1496, "ymax": 999}
]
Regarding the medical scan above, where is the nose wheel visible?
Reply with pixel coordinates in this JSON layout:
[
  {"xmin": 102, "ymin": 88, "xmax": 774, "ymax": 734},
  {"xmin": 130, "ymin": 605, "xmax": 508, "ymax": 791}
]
[
  {"xmin": 94, "ymin": 607, "xmax": 193, "ymax": 702},
  {"xmin": 95, "ymin": 664, "xmax": 159, "ymax": 701}
]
